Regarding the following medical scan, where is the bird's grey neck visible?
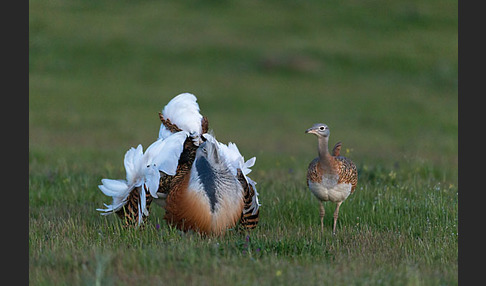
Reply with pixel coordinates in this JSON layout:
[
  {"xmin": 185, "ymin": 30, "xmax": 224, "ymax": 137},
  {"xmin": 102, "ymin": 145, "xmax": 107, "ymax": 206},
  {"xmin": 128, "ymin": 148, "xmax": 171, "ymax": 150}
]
[{"xmin": 317, "ymin": 136, "xmax": 332, "ymax": 167}]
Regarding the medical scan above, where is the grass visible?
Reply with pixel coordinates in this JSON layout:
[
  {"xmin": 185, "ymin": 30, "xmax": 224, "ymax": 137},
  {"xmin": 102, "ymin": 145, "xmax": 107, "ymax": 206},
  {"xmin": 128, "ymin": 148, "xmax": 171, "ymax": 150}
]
[
  {"xmin": 29, "ymin": 0, "xmax": 457, "ymax": 285},
  {"xmin": 29, "ymin": 163, "xmax": 457, "ymax": 285}
]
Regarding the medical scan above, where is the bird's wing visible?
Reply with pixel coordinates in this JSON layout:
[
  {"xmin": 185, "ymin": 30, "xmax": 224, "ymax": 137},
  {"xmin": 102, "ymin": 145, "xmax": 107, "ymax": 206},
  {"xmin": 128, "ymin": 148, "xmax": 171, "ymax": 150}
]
[
  {"xmin": 124, "ymin": 144, "xmax": 144, "ymax": 185},
  {"xmin": 97, "ymin": 145, "xmax": 146, "ymax": 215},
  {"xmin": 144, "ymin": 131, "xmax": 188, "ymax": 176},
  {"xmin": 96, "ymin": 179, "xmax": 132, "ymax": 214},
  {"xmin": 335, "ymin": 156, "xmax": 358, "ymax": 193},
  {"xmin": 98, "ymin": 143, "xmax": 148, "ymax": 216},
  {"xmin": 98, "ymin": 179, "xmax": 129, "ymax": 197},
  {"xmin": 98, "ymin": 131, "xmax": 190, "ymax": 222}
]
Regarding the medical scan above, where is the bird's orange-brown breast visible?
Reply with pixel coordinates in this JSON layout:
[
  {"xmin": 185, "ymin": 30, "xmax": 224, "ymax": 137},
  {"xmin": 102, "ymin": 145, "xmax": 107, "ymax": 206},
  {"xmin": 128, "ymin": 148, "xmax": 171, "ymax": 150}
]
[
  {"xmin": 163, "ymin": 174, "xmax": 213, "ymax": 234},
  {"xmin": 164, "ymin": 180, "xmax": 244, "ymax": 235}
]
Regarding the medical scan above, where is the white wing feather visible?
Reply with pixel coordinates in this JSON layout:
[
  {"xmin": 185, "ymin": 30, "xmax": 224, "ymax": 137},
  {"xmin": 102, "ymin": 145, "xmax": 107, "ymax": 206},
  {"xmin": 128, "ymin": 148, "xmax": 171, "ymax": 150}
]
[
  {"xmin": 145, "ymin": 131, "xmax": 188, "ymax": 175},
  {"xmin": 99, "ymin": 179, "xmax": 129, "ymax": 196},
  {"xmin": 158, "ymin": 125, "xmax": 173, "ymax": 141},
  {"xmin": 124, "ymin": 145, "xmax": 144, "ymax": 185},
  {"xmin": 98, "ymin": 131, "xmax": 189, "ymax": 215}
]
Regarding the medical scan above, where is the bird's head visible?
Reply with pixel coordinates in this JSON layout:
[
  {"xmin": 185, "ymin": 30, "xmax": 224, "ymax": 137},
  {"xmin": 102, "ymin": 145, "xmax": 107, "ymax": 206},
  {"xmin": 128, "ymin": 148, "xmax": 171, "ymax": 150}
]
[
  {"xmin": 196, "ymin": 140, "xmax": 222, "ymax": 165},
  {"xmin": 305, "ymin": 123, "xmax": 330, "ymax": 138}
]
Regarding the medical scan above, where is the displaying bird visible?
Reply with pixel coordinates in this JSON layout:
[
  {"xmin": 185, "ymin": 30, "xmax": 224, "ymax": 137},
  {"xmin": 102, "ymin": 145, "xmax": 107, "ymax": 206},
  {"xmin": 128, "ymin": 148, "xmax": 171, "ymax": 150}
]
[
  {"xmin": 97, "ymin": 93, "xmax": 260, "ymax": 235},
  {"xmin": 305, "ymin": 123, "xmax": 358, "ymax": 234}
]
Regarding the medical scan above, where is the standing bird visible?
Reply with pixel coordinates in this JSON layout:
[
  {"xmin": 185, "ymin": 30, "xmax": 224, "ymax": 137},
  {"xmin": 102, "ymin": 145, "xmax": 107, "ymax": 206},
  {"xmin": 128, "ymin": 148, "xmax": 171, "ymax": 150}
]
[{"xmin": 305, "ymin": 123, "xmax": 358, "ymax": 234}]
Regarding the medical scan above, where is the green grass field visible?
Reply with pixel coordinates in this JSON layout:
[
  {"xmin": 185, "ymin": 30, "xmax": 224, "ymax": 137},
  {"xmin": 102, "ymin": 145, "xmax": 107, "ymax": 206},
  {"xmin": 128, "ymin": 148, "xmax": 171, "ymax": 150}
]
[{"xmin": 29, "ymin": 0, "xmax": 457, "ymax": 284}]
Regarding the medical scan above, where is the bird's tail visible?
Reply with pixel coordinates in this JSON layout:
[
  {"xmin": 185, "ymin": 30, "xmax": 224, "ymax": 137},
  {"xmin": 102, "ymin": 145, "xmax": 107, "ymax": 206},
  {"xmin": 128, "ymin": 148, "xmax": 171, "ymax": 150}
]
[{"xmin": 332, "ymin": 141, "xmax": 342, "ymax": 157}]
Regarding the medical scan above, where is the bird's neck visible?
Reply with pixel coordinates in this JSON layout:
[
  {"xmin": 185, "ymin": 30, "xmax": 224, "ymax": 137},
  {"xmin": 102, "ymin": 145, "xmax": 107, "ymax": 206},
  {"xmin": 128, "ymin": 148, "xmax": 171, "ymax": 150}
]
[{"xmin": 317, "ymin": 136, "xmax": 333, "ymax": 168}]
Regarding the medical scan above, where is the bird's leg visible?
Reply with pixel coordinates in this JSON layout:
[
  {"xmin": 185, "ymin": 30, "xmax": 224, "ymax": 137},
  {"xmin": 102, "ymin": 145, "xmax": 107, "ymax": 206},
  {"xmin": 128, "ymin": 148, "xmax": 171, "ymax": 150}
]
[
  {"xmin": 319, "ymin": 201, "xmax": 325, "ymax": 233},
  {"xmin": 332, "ymin": 202, "xmax": 342, "ymax": 235}
]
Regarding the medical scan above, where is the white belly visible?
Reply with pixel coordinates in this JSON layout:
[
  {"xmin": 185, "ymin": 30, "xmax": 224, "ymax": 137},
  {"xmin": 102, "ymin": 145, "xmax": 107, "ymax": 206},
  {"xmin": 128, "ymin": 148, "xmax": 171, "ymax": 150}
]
[{"xmin": 308, "ymin": 179, "xmax": 352, "ymax": 203}]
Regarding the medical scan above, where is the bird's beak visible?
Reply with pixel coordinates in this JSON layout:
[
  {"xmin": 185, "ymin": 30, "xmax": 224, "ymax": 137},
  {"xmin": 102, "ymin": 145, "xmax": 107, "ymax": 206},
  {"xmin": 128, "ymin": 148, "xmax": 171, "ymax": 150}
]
[{"xmin": 305, "ymin": 128, "xmax": 316, "ymax": 135}]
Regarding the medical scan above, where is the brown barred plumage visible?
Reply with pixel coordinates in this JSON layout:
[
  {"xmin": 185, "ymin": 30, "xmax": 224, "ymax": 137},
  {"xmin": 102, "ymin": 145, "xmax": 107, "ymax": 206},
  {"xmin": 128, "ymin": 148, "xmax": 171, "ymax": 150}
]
[
  {"xmin": 159, "ymin": 112, "xmax": 182, "ymax": 133},
  {"xmin": 201, "ymin": 116, "xmax": 209, "ymax": 134},
  {"xmin": 335, "ymin": 156, "xmax": 358, "ymax": 193},
  {"xmin": 159, "ymin": 112, "xmax": 209, "ymax": 135},
  {"xmin": 237, "ymin": 169, "xmax": 260, "ymax": 230},
  {"xmin": 306, "ymin": 158, "xmax": 323, "ymax": 187},
  {"xmin": 115, "ymin": 185, "xmax": 153, "ymax": 227}
]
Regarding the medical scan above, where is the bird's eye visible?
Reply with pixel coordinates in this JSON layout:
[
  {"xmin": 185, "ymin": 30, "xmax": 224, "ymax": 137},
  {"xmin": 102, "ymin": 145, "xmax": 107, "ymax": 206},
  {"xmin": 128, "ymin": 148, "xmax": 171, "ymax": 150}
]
[{"xmin": 319, "ymin": 126, "xmax": 325, "ymax": 131}]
